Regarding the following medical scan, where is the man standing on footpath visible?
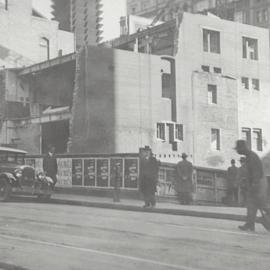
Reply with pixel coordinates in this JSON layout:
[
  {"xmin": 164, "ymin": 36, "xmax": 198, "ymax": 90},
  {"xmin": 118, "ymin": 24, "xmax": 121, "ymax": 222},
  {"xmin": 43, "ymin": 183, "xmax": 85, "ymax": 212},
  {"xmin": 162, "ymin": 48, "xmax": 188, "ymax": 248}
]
[
  {"xmin": 237, "ymin": 157, "xmax": 248, "ymax": 206},
  {"xmin": 226, "ymin": 159, "xmax": 239, "ymax": 206},
  {"xmin": 43, "ymin": 145, "xmax": 58, "ymax": 188},
  {"xmin": 234, "ymin": 140, "xmax": 270, "ymax": 231},
  {"xmin": 175, "ymin": 153, "xmax": 193, "ymax": 205},
  {"xmin": 140, "ymin": 146, "xmax": 159, "ymax": 208}
]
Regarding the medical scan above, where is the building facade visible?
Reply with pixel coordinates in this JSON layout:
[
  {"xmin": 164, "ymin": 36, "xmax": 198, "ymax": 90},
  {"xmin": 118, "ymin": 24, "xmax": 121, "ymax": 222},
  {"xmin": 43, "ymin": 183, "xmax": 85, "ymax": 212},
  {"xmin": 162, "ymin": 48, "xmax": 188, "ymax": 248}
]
[
  {"xmin": 0, "ymin": 0, "xmax": 74, "ymax": 68},
  {"xmin": 2, "ymin": 12, "xmax": 270, "ymax": 174}
]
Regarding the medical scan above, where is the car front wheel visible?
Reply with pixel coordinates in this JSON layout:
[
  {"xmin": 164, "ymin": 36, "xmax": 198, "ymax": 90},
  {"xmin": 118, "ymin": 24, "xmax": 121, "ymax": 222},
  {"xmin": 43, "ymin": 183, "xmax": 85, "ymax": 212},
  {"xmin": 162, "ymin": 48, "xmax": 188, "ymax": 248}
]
[{"xmin": 0, "ymin": 178, "xmax": 11, "ymax": 202}]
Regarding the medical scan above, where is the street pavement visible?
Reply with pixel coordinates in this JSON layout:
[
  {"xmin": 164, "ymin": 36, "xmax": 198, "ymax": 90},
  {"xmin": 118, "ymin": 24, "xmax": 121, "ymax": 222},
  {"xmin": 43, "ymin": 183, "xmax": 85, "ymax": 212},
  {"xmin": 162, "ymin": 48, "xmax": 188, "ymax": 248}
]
[{"xmin": 0, "ymin": 201, "xmax": 270, "ymax": 270}]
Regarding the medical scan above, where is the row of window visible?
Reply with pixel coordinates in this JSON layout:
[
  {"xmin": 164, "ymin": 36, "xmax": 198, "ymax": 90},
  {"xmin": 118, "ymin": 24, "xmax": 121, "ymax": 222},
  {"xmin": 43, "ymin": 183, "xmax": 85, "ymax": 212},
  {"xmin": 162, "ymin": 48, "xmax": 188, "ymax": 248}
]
[
  {"xmin": 241, "ymin": 77, "xmax": 260, "ymax": 91},
  {"xmin": 207, "ymin": 78, "xmax": 260, "ymax": 106},
  {"xmin": 211, "ymin": 128, "xmax": 262, "ymax": 152},
  {"xmin": 201, "ymin": 65, "xmax": 222, "ymax": 74},
  {"xmin": 155, "ymin": 126, "xmax": 262, "ymax": 152},
  {"xmin": 156, "ymin": 122, "xmax": 183, "ymax": 142},
  {"xmin": 203, "ymin": 29, "xmax": 258, "ymax": 60},
  {"xmin": 242, "ymin": 128, "xmax": 263, "ymax": 151}
]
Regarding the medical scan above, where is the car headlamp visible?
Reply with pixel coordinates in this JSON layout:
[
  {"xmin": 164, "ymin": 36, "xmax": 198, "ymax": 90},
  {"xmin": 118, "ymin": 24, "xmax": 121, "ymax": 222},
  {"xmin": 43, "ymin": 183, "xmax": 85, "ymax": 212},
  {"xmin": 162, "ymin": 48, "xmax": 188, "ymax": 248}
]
[{"xmin": 15, "ymin": 170, "xmax": 22, "ymax": 178}]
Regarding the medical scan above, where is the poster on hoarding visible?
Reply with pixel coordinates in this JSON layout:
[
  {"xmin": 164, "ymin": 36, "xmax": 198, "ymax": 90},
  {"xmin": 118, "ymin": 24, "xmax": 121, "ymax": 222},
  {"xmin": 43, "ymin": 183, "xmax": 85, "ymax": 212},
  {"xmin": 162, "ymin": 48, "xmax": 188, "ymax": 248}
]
[
  {"xmin": 96, "ymin": 159, "xmax": 109, "ymax": 187},
  {"xmin": 72, "ymin": 159, "xmax": 83, "ymax": 186},
  {"xmin": 110, "ymin": 158, "xmax": 123, "ymax": 188},
  {"xmin": 124, "ymin": 158, "xmax": 138, "ymax": 188},
  {"xmin": 84, "ymin": 159, "xmax": 96, "ymax": 186},
  {"xmin": 57, "ymin": 158, "xmax": 72, "ymax": 187}
]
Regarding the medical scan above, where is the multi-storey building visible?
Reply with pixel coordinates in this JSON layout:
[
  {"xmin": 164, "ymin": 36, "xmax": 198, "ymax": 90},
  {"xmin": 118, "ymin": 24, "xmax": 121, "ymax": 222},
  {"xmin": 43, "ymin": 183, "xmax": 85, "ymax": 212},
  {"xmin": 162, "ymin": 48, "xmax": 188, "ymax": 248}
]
[
  {"xmin": 52, "ymin": 0, "xmax": 126, "ymax": 49},
  {"xmin": 0, "ymin": 0, "xmax": 74, "ymax": 68}
]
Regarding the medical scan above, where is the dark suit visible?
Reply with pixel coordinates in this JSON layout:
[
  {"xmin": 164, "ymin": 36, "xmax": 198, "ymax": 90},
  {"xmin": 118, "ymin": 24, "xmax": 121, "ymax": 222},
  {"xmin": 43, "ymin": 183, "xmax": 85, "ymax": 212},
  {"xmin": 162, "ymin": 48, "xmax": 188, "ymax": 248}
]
[
  {"xmin": 140, "ymin": 156, "xmax": 159, "ymax": 207},
  {"xmin": 43, "ymin": 153, "xmax": 58, "ymax": 186},
  {"xmin": 245, "ymin": 150, "xmax": 270, "ymax": 227}
]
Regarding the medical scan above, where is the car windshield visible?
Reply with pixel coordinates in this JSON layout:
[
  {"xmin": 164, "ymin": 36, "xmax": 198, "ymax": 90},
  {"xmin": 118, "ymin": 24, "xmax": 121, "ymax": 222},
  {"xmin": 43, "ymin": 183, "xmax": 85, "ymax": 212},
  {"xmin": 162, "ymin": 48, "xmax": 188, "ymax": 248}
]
[{"xmin": 0, "ymin": 151, "xmax": 25, "ymax": 164}]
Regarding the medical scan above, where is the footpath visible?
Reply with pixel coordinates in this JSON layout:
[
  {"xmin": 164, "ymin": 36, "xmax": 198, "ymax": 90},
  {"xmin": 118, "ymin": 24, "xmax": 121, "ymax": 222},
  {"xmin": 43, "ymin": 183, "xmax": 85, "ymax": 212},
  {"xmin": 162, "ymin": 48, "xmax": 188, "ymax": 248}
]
[{"xmin": 50, "ymin": 193, "xmax": 247, "ymax": 222}]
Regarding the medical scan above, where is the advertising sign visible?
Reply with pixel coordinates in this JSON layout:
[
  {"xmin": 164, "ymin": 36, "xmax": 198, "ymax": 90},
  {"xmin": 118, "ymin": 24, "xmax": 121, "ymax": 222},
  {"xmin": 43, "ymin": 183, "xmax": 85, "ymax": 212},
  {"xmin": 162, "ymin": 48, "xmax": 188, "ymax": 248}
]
[
  {"xmin": 72, "ymin": 159, "xmax": 83, "ymax": 186},
  {"xmin": 84, "ymin": 159, "xmax": 96, "ymax": 186},
  {"xmin": 57, "ymin": 158, "xmax": 72, "ymax": 186},
  {"xmin": 124, "ymin": 158, "xmax": 138, "ymax": 188},
  {"xmin": 110, "ymin": 158, "xmax": 123, "ymax": 188},
  {"xmin": 97, "ymin": 159, "xmax": 109, "ymax": 187}
]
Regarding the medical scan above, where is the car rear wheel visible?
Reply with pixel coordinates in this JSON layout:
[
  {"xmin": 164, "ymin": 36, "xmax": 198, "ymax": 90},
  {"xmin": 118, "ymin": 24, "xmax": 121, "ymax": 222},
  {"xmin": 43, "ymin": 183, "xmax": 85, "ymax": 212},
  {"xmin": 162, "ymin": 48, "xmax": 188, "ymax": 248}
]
[{"xmin": 0, "ymin": 178, "xmax": 11, "ymax": 202}]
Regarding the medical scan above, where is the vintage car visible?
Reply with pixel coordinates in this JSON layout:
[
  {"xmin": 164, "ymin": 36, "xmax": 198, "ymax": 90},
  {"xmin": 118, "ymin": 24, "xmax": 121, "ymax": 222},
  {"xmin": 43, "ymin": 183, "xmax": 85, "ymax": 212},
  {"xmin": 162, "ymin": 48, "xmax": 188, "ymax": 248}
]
[{"xmin": 0, "ymin": 147, "xmax": 54, "ymax": 202}]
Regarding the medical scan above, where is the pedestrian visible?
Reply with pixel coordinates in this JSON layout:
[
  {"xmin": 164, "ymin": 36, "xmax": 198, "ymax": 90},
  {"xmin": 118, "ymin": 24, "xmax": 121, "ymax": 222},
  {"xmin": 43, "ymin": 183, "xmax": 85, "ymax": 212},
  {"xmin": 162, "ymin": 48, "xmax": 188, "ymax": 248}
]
[
  {"xmin": 175, "ymin": 153, "xmax": 193, "ymax": 205},
  {"xmin": 140, "ymin": 147, "xmax": 159, "ymax": 208},
  {"xmin": 112, "ymin": 162, "xmax": 121, "ymax": 202},
  {"xmin": 237, "ymin": 157, "xmax": 248, "ymax": 206},
  {"xmin": 226, "ymin": 159, "xmax": 239, "ymax": 206},
  {"xmin": 43, "ymin": 145, "xmax": 58, "ymax": 188},
  {"xmin": 234, "ymin": 140, "xmax": 270, "ymax": 231}
]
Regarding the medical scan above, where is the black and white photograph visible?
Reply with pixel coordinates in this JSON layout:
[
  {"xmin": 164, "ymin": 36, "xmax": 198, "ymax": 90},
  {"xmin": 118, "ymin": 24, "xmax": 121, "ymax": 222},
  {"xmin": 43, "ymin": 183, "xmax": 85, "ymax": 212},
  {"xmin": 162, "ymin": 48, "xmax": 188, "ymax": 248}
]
[{"xmin": 0, "ymin": 0, "xmax": 270, "ymax": 269}]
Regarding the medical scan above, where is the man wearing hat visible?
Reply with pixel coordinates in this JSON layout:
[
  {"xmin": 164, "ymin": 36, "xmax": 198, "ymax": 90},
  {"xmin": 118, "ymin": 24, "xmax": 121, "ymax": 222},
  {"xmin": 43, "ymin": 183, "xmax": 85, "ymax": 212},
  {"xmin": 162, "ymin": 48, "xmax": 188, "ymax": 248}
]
[
  {"xmin": 234, "ymin": 140, "xmax": 270, "ymax": 231},
  {"xmin": 175, "ymin": 153, "xmax": 193, "ymax": 205},
  {"xmin": 139, "ymin": 146, "xmax": 159, "ymax": 208}
]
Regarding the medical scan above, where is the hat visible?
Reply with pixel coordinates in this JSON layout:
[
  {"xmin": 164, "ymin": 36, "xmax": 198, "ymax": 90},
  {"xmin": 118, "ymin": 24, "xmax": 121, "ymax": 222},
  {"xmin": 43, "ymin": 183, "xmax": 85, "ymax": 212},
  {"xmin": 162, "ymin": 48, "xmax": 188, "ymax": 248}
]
[
  {"xmin": 233, "ymin": 140, "xmax": 247, "ymax": 150},
  {"xmin": 181, "ymin": 153, "xmax": 188, "ymax": 158}
]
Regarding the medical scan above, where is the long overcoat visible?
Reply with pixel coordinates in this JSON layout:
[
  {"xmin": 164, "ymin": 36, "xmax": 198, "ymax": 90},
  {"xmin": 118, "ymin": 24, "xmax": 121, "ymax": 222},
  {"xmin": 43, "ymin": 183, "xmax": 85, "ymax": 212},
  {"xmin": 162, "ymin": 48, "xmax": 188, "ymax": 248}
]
[{"xmin": 175, "ymin": 160, "xmax": 193, "ymax": 193}]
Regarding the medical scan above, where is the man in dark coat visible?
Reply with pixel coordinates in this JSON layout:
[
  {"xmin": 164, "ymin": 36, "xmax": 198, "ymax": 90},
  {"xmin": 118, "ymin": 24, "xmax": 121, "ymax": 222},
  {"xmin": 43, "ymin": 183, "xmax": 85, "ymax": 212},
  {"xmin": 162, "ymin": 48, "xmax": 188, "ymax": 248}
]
[
  {"xmin": 234, "ymin": 140, "xmax": 270, "ymax": 231},
  {"xmin": 237, "ymin": 157, "xmax": 248, "ymax": 206},
  {"xmin": 226, "ymin": 159, "xmax": 239, "ymax": 205},
  {"xmin": 175, "ymin": 153, "xmax": 193, "ymax": 205},
  {"xmin": 43, "ymin": 145, "xmax": 58, "ymax": 187},
  {"xmin": 140, "ymin": 147, "xmax": 159, "ymax": 208}
]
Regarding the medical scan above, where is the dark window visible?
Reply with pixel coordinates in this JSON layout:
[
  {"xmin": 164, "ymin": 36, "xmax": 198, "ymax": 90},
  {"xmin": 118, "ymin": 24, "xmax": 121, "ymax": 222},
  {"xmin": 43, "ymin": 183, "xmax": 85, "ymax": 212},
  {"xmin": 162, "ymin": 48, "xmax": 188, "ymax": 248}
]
[
  {"xmin": 175, "ymin": 124, "xmax": 183, "ymax": 141},
  {"xmin": 263, "ymin": 9, "xmax": 269, "ymax": 21},
  {"xmin": 242, "ymin": 37, "xmax": 258, "ymax": 60},
  {"xmin": 242, "ymin": 128, "xmax": 252, "ymax": 149},
  {"xmin": 157, "ymin": 123, "xmax": 165, "ymax": 140},
  {"xmin": 202, "ymin": 65, "xmax": 210, "ymax": 72},
  {"xmin": 213, "ymin": 67, "xmax": 222, "ymax": 74},
  {"xmin": 208, "ymin": 84, "xmax": 217, "ymax": 104},
  {"xmin": 211, "ymin": 129, "xmax": 220, "ymax": 150},
  {"xmin": 241, "ymin": 77, "xmax": 249, "ymax": 89},
  {"xmin": 203, "ymin": 29, "xmax": 220, "ymax": 54},
  {"xmin": 252, "ymin": 78, "xmax": 260, "ymax": 90},
  {"xmin": 253, "ymin": 129, "xmax": 263, "ymax": 151},
  {"xmin": 162, "ymin": 73, "xmax": 171, "ymax": 98}
]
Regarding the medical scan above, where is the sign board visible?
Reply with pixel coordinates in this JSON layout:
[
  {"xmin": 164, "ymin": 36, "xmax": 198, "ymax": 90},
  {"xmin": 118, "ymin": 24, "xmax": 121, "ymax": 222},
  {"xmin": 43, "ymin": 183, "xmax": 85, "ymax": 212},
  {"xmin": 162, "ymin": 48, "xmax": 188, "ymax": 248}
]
[
  {"xmin": 110, "ymin": 158, "xmax": 123, "ymax": 188},
  {"xmin": 124, "ymin": 158, "xmax": 139, "ymax": 188},
  {"xmin": 84, "ymin": 159, "xmax": 96, "ymax": 186},
  {"xmin": 72, "ymin": 159, "xmax": 83, "ymax": 186},
  {"xmin": 97, "ymin": 159, "xmax": 109, "ymax": 187},
  {"xmin": 57, "ymin": 158, "xmax": 72, "ymax": 187}
]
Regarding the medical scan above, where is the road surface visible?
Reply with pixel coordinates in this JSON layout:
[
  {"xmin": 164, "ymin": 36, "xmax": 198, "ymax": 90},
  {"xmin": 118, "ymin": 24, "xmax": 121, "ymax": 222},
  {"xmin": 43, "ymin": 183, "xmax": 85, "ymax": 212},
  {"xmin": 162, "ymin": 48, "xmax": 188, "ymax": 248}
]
[{"xmin": 0, "ymin": 201, "xmax": 269, "ymax": 270}]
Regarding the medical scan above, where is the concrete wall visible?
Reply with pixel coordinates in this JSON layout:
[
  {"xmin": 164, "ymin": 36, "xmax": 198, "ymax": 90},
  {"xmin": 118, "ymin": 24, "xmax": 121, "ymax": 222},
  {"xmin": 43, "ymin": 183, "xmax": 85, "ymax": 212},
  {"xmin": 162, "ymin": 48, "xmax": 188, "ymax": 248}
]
[
  {"xmin": 0, "ymin": 0, "xmax": 74, "ymax": 68},
  {"xmin": 70, "ymin": 46, "xmax": 175, "ymax": 156}
]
